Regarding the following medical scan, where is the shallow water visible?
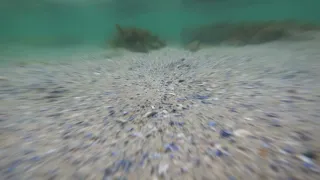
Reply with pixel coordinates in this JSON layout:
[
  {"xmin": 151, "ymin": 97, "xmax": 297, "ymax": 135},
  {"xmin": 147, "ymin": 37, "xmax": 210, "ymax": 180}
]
[
  {"xmin": 1, "ymin": 1, "xmax": 320, "ymax": 180},
  {"xmin": 1, "ymin": 0, "xmax": 319, "ymax": 48}
]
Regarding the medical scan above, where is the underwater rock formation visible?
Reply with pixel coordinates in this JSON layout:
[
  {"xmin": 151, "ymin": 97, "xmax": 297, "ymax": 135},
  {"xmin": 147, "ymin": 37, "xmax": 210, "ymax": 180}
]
[
  {"xmin": 109, "ymin": 24, "xmax": 166, "ymax": 53},
  {"xmin": 181, "ymin": 20, "xmax": 320, "ymax": 50}
]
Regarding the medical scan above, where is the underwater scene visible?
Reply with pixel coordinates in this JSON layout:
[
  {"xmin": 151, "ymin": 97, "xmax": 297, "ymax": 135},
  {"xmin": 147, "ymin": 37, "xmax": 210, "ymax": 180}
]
[{"xmin": 1, "ymin": 0, "xmax": 320, "ymax": 179}]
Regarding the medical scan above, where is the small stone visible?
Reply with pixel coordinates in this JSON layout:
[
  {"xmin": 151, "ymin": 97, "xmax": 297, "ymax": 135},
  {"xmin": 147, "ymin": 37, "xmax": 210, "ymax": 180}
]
[
  {"xmin": 128, "ymin": 115, "xmax": 136, "ymax": 121},
  {"xmin": 297, "ymin": 154, "xmax": 313, "ymax": 164},
  {"xmin": 116, "ymin": 119, "xmax": 127, "ymax": 123},
  {"xmin": 233, "ymin": 129, "xmax": 253, "ymax": 138},
  {"xmin": 158, "ymin": 163, "xmax": 169, "ymax": 176},
  {"xmin": 259, "ymin": 147, "xmax": 268, "ymax": 158},
  {"xmin": 269, "ymin": 163, "xmax": 279, "ymax": 172},
  {"xmin": 208, "ymin": 121, "xmax": 216, "ymax": 127},
  {"xmin": 201, "ymin": 100, "xmax": 212, "ymax": 104},
  {"xmin": 244, "ymin": 117, "xmax": 254, "ymax": 121},
  {"xmin": 0, "ymin": 76, "xmax": 8, "ymax": 81},
  {"xmin": 30, "ymin": 156, "xmax": 41, "ymax": 162},
  {"xmin": 287, "ymin": 89, "xmax": 297, "ymax": 94},
  {"xmin": 143, "ymin": 111, "xmax": 157, "ymax": 118},
  {"xmin": 270, "ymin": 119, "xmax": 282, "ymax": 127},
  {"xmin": 194, "ymin": 94, "xmax": 210, "ymax": 100},
  {"xmin": 283, "ymin": 146, "xmax": 295, "ymax": 154},
  {"xmin": 164, "ymin": 142, "xmax": 179, "ymax": 152},
  {"xmin": 220, "ymin": 130, "xmax": 232, "ymax": 138},
  {"xmin": 130, "ymin": 132, "xmax": 144, "ymax": 138},
  {"xmin": 181, "ymin": 167, "xmax": 188, "ymax": 173},
  {"xmin": 229, "ymin": 107, "xmax": 237, "ymax": 113},
  {"xmin": 216, "ymin": 149, "xmax": 223, "ymax": 157},
  {"xmin": 103, "ymin": 168, "xmax": 113, "ymax": 179},
  {"xmin": 109, "ymin": 110, "xmax": 115, "ymax": 116},
  {"xmin": 265, "ymin": 112, "xmax": 279, "ymax": 118},
  {"xmin": 303, "ymin": 151, "xmax": 317, "ymax": 160}
]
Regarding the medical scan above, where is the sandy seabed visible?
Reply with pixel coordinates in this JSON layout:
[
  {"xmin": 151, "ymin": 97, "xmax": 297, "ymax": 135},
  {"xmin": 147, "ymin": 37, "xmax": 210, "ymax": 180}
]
[{"xmin": 1, "ymin": 36, "xmax": 320, "ymax": 180}]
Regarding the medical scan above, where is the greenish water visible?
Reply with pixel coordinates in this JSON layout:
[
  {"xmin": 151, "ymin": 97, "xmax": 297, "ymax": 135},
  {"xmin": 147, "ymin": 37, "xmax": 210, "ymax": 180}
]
[{"xmin": 0, "ymin": 0, "xmax": 319, "ymax": 64}]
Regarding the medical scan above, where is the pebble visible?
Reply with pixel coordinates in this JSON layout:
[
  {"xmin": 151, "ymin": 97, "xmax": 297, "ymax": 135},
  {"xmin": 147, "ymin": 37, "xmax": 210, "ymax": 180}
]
[
  {"xmin": 30, "ymin": 156, "xmax": 41, "ymax": 162},
  {"xmin": 143, "ymin": 111, "xmax": 157, "ymax": 118},
  {"xmin": 265, "ymin": 112, "xmax": 279, "ymax": 118},
  {"xmin": 109, "ymin": 110, "xmax": 115, "ymax": 116},
  {"xmin": 164, "ymin": 143, "xmax": 179, "ymax": 152},
  {"xmin": 208, "ymin": 121, "xmax": 216, "ymax": 127},
  {"xmin": 282, "ymin": 146, "xmax": 295, "ymax": 154},
  {"xmin": 103, "ymin": 168, "xmax": 113, "ymax": 179},
  {"xmin": 158, "ymin": 163, "xmax": 169, "ymax": 176},
  {"xmin": 297, "ymin": 154, "xmax": 313, "ymax": 164},
  {"xmin": 216, "ymin": 149, "xmax": 223, "ymax": 157},
  {"xmin": 233, "ymin": 129, "xmax": 253, "ymax": 138},
  {"xmin": 269, "ymin": 163, "xmax": 279, "ymax": 172},
  {"xmin": 194, "ymin": 94, "xmax": 210, "ymax": 100},
  {"xmin": 303, "ymin": 151, "xmax": 317, "ymax": 160},
  {"xmin": 270, "ymin": 119, "xmax": 282, "ymax": 127},
  {"xmin": 244, "ymin": 117, "xmax": 254, "ymax": 121},
  {"xmin": 130, "ymin": 132, "xmax": 144, "ymax": 138},
  {"xmin": 201, "ymin": 100, "xmax": 212, "ymax": 104},
  {"xmin": 23, "ymin": 149, "xmax": 35, "ymax": 155},
  {"xmin": 127, "ymin": 115, "xmax": 136, "ymax": 121},
  {"xmin": 169, "ymin": 121, "xmax": 185, "ymax": 126},
  {"xmin": 0, "ymin": 76, "xmax": 8, "ymax": 81},
  {"xmin": 220, "ymin": 130, "xmax": 233, "ymax": 138}
]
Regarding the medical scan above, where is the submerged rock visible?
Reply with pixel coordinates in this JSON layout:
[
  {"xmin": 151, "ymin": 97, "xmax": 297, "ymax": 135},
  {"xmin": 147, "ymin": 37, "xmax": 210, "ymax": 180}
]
[{"xmin": 109, "ymin": 24, "xmax": 166, "ymax": 53}]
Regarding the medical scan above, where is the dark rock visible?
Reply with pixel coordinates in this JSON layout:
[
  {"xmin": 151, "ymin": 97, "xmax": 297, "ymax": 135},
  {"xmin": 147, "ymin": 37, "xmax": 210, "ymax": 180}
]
[
  {"xmin": 269, "ymin": 164, "xmax": 279, "ymax": 172},
  {"xmin": 303, "ymin": 151, "xmax": 317, "ymax": 159},
  {"xmin": 201, "ymin": 100, "xmax": 211, "ymax": 104},
  {"xmin": 287, "ymin": 89, "xmax": 297, "ymax": 94},
  {"xmin": 164, "ymin": 143, "xmax": 179, "ymax": 152},
  {"xmin": 216, "ymin": 149, "xmax": 223, "ymax": 157},
  {"xmin": 47, "ymin": 113, "xmax": 63, "ymax": 117},
  {"xmin": 109, "ymin": 110, "xmax": 115, "ymax": 117},
  {"xmin": 265, "ymin": 112, "xmax": 279, "ymax": 118},
  {"xmin": 109, "ymin": 24, "xmax": 166, "ymax": 53},
  {"xmin": 43, "ymin": 95, "xmax": 61, "ymax": 99},
  {"xmin": 50, "ymin": 89, "xmax": 67, "ymax": 94},
  {"xmin": 103, "ymin": 168, "xmax": 113, "ymax": 179},
  {"xmin": 145, "ymin": 112, "xmax": 157, "ymax": 118},
  {"xmin": 220, "ymin": 130, "xmax": 232, "ymax": 138}
]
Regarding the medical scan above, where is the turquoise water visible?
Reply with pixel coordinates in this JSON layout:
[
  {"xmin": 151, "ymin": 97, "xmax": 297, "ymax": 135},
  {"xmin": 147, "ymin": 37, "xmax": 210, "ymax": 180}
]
[{"xmin": 0, "ymin": 0, "xmax": 319, "ymax": 61}]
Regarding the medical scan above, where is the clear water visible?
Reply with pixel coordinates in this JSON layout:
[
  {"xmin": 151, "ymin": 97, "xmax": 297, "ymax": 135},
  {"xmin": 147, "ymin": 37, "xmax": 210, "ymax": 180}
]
[{"xmin": 0, "ymin": 0, "xmax": 319, "ymax": 64}]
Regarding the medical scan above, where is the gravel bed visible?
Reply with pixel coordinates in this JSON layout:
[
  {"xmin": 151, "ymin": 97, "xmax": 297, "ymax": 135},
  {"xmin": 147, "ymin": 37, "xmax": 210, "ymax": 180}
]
[{"xmin": 1, "ymin": 38, "xmax": 320, "ymax": 180}]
